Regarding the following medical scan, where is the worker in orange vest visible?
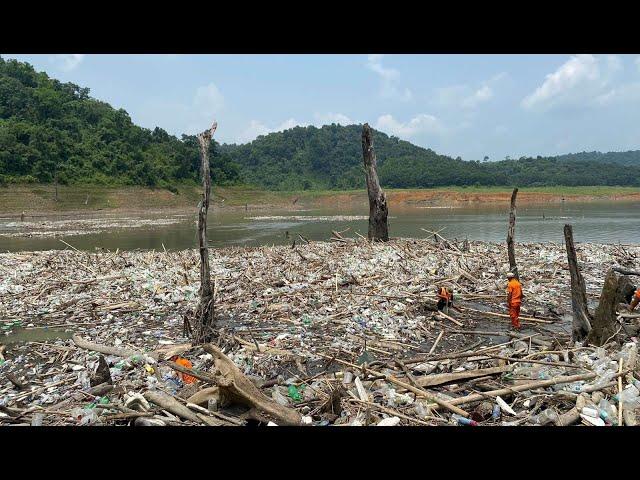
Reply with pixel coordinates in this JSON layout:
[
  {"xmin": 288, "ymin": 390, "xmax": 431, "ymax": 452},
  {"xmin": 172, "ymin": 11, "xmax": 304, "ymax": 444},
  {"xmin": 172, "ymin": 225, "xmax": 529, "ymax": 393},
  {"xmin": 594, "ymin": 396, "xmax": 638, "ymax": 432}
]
[
  {"xmin": 169, "ymin": 355, "xmax": 197, "ymax": 384},
  {"xmin": 436, "ymin": 286, "xmax": 461, "ymax": 314},
  {"xmin": 506, "ymin": 272, "xmax": 523, "ymax": 330},
  {"xmin": 629, "ymin": 288, "xmax": 640, "ymax": 312}
]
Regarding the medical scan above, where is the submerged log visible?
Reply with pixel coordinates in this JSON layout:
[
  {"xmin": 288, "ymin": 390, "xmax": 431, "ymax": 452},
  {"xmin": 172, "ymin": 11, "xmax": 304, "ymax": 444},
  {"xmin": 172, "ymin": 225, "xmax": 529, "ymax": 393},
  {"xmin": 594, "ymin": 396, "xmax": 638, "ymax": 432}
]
[
  {"xmin": 586, "ymin": 269, "xmax": 622, "ymax": 346},
  {"xmin": 361, "ymin": 123, "xmax": 389, "ymax": 242},
  {"xmin": 563, "ymin": 225, "xmax": 592, "ymax": 341},
  {"xmin": 193, "ymin": 121, "xmax": 218, "ymax": 344},
  {"xmin": 506, "ymin": 187, "xmax": 519, "ymax": 279}
]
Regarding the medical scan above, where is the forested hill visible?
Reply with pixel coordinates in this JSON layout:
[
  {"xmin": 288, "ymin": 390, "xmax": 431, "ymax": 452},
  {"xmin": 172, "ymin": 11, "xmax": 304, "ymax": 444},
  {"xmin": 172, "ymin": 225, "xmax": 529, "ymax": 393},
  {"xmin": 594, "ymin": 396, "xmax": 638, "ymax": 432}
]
[
  {"xmin": 221, "ymin": 125, "xmax": 640, "ymax": 190},
  {"xmin": 1, "ymin": 56, "xmax": 639, "ymax": 191},
  {"xmin": 0, "ymin": 57, "xmax": 241, "ymax": 189},
  {"xmin": 555, "ymin": 151, "xmax": 640, "ymax": 166}
]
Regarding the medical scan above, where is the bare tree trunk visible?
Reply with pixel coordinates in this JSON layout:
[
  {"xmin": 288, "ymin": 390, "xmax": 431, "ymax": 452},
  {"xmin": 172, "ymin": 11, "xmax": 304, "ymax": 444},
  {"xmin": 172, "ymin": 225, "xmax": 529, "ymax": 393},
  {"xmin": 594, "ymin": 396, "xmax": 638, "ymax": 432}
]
[
  {"xmin": 587, "ymin": 269, "xmax": 622, "ymax": 346},
  {"xmin": 564, "ymin": 224, "xmax": 592, "ymax": 341},
  {"xmin": 193, "ymin": 121, "xmax": 218, "ymax": 345},
  {"xmin": 506, "ymin": 187, "xmax": 518, "ymax": 279},
  {"xmin": 361, "ymin": 124, "xmax": 388, "ymax": 241}
]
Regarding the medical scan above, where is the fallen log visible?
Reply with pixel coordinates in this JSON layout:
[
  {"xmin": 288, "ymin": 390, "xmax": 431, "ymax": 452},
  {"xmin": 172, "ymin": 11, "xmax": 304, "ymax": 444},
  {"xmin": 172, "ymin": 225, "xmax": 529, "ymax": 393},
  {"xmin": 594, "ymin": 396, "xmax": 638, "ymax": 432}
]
[
  {"xmin": 447, "ymin": 372, "xmax": 597, "ymax": 407},
  {"xmin": 72, "ymin": 334, "xmax": 154, "ymax": 360},
  {"xmin": 143, "ymin": 390, "xmax": 203, "ymax": 424},
  {"xmin": 415, "ymin": 365, "xmax": 512, "ymax": 388},
  {"xmin": 202, "ymin": 344, "xmax": 303, "ymax": 426}
]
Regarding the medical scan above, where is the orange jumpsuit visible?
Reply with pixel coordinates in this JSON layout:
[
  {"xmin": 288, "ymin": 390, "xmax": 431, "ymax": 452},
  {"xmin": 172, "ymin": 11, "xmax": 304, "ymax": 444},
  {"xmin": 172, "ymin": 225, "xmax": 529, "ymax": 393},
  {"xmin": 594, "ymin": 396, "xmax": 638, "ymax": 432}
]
[
  {"xmin": 506, "ymin": 278, "xmax": 523, "ymax": 328},
  {"xmin": 175, "ymin": 357, "xmax": 196, "ymax": 384}
]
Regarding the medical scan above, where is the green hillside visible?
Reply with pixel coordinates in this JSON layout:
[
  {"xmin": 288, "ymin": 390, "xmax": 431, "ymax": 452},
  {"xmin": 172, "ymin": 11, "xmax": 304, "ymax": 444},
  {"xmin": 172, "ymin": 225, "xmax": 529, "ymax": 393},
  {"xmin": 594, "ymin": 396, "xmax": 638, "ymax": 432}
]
[{"xmin": 1, "ymin": 56, "xmax": 639, "ymax": 192}]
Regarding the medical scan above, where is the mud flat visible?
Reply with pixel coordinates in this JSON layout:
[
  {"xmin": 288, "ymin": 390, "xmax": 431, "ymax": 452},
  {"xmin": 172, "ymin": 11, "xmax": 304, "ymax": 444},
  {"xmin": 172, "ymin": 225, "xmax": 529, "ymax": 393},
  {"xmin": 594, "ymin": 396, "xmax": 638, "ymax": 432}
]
[{"xmin": 1, "ymin": 238, "xmax": 639, "ymax": 426}]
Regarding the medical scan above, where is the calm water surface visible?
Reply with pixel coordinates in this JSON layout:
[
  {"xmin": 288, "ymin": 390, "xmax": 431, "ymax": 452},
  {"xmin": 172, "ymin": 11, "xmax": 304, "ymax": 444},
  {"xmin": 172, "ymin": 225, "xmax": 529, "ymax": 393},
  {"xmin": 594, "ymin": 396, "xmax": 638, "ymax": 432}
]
[{"xmin": 1, "ymin": 201, "xmax": 638, "ymax": 252}]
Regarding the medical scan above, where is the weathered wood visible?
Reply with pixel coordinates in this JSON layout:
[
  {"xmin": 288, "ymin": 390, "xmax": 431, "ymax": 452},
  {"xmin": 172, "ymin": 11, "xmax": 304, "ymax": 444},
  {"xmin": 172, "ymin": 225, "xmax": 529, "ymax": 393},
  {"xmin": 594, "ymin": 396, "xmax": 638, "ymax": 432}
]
[
  {"xmin": 613, "ymin": 267, "xmax": 640, "ymax": 277},
  {"xmin": 143, "ymin": 390, "xmax": 203, "ymax": 424},
  {"xmin": 415, "ymin": 365, "xmax": 512, "ymax": 388},
  {"xmin": 447, "ymin": 372, "xmax": 597, "ymax": 406},
  {"xmin": 361, "ymin": 124, "xmax": 389, "ymax": 242},
  {"xmin": 507, "ymin": 187, "xmax": 519, "ymax": 279},
  {"xmin": 72, "ymin": 334, "xmax": 152, "ymax": 360},
  {"xmin": 587, "ymin": 269, "xmax": 622, "ymax": 346},
  {"xmin": 194, "ymin": 121, "xmax": 218, "ymax": 344},
  {"xmin": 563, "ymin": 225, "xmax": 592, "ymax": 341},
  {"xmin": 202, "ymin": 344, "xmax": 303, "ymax": 425}
]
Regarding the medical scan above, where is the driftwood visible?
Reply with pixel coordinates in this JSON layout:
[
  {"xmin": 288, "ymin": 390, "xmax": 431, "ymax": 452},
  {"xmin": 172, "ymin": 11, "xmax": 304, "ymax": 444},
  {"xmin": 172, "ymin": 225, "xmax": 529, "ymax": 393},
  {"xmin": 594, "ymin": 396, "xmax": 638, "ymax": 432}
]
[
  {"xmin": 586, "ymin": 269, "xmax": 622, "ymax": 346},
  {"xmin": 361, "ymin": 123, "xmax": 388, "ymax": 242},
  {"xmin": 447, "ymin": 372, "xmax": 597, "ymax": 407},
  {"xmin": 563, "ymin": 225, "xmax": 592, "ymax": 341},
  {"xmin": 202, "ymin": 344, "xmax": 303, "ymax": 425},
  {"xmin": 72, "ymin": 334, "xmax": 153, "ymax": 360},
  {"xmin": 193, "ymin": 121, "xmax": 218, "ymax": 344},
  {"xmin": 507, "ymin": 187, "xmax": 519, "ymax": 279},
  {"xmin": 143, "ymin": 390, "xmax": 202, "ymax": 424},
  {"xmin": 415, "ymin": 365, "xmax": 512, "ymax": 388}
]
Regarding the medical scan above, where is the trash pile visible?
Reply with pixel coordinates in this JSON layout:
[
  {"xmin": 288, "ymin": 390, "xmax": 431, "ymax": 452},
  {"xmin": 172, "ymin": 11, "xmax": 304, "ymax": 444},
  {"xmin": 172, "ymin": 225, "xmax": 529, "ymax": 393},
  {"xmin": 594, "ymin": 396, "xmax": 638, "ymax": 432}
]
[{"xmin": 1, "ymin": 236, "xmax": 640, "ymax": 426}]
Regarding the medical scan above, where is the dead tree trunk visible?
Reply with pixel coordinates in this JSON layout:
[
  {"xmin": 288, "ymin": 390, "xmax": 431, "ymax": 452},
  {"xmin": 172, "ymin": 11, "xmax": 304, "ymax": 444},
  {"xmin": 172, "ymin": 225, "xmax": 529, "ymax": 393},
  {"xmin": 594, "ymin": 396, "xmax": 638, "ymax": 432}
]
[
  {"xmin": 587, "ymin": 269, "xmax": 622, "ymax": 346},
  {"xmin": 193, "ymin": 121, "xmax": 218, "ymax": 345},
  {"xmin": 506, "ymin": 187, "xmax": 518, "ymax": 279},
  {"xmin": 361, "ymin": 123, "xmax": 389, "ymax": 242},
  {"xmin": 564, "ymin": 224, "xmax": 592, "ymax": 341}
]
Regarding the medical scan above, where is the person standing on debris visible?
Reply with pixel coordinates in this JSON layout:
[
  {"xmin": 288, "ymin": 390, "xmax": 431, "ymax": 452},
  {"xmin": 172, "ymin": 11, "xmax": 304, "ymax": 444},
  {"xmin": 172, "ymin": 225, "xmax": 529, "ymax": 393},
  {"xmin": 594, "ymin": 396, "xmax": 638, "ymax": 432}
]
[
  {"xmin": 506, "ymin": 272, "xmax": 523, "ymax": 330},
  {"xmin": 170, "ymin": 355, "xmax": 197, "ymax": 384},
  {"xmin": 436, "ymin": 286, "xmax": 456, "ymax": 313},
  {"xmin": 629, "ymin": 287, "xmax": 640, "ymax": 312}
]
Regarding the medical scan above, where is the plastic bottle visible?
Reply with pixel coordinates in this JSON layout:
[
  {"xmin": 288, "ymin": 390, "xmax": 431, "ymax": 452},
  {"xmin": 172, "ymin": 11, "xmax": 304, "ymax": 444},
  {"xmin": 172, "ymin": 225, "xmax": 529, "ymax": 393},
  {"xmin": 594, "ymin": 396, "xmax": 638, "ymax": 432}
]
[
  {"xmin": 342, "ymin": 371, "xmax": 354, "ymax": 385},
  {"xmin": 530, "ymin": 408, "xmax": 559, "ymax": 425},
  {"xmin": 598, "ymin": 399, "xmax": 618, "ymax": 425},
  {"xmin": 452, "ymin": 414, "xmax": 478, "ymax": 426},
  {"xmin": 288, "ymin": 385, "xmax": 302, "ymax": 402},
  {"xmin": 492, "ymin": 404, "xmax": 501, "ymax": 420},
  {"xmin": 31, "ymin": 413, "xmax": 44, "ymax": 426},
  {"xmin": 272, "ymin": 388, "xmax": 289, "ymax": 406},
  {"xmin": 71, "ymin": 408, "xmax": 100, "ymax": 426}
]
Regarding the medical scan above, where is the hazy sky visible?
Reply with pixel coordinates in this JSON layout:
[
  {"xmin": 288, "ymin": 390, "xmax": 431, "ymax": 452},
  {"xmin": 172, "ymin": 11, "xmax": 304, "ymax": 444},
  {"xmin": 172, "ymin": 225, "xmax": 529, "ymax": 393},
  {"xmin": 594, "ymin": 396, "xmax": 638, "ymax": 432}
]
[{"xmin": 5, "ymin": 53, "xmax": 640, "ymax": 160}]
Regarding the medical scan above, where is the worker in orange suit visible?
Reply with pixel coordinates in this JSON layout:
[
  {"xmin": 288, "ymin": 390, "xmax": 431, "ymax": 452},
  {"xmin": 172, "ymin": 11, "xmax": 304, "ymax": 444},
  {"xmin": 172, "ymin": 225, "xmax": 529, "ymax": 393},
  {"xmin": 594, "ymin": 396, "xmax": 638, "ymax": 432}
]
[
  {"xmin": 169, "ymin": 355, "xmax": 197, "ymax": 384},
  {"xmin": 629, "ymin": 288, "xmax": 640, "ymax": 312},
  {"xmin": 506, "ymin": 272, "xmax": 523, "ymax": 330}
]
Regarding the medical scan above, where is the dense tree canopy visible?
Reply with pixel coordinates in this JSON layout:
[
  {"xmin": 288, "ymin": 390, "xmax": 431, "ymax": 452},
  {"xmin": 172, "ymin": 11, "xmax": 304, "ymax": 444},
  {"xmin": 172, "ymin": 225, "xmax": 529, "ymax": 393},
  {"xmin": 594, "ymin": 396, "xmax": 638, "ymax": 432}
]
[
  {"xmin": 1, "ymin": 57, "xmax": 639, "ymax": 191},
  {"xmin": 0, "ymin": 57, "xmax": 242, "ymax": 189}
]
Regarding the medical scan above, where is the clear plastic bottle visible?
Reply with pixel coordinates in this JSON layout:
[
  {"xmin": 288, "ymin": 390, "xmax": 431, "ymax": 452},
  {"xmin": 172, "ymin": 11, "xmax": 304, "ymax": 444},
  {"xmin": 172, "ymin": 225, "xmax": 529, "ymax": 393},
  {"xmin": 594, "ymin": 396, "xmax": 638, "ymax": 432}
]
[
  {"xmin": 530, "ymin": 408, "xmax": 559, "ymax": 426},
  {"xmin": 271, "ymin": 388, "xmax": 289, "ymax": 406}
]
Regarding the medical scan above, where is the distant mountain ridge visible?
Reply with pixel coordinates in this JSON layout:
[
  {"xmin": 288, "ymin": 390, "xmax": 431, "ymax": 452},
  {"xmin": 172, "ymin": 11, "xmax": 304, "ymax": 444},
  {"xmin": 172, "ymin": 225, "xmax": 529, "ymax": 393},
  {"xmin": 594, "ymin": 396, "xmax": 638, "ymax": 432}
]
[{"xmin": 1, "ymin": 56, "xmax": 639, "ymax": 190}]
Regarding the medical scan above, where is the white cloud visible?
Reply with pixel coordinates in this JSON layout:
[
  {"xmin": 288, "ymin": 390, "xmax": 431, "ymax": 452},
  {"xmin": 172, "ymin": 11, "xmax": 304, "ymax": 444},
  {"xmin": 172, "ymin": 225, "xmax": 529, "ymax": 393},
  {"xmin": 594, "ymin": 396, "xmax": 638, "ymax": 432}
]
[
  {"xmin": 366, "ymin": 54, "xmax": 413, "ymax": 102},
  {"xmin": 434, "ymin": 73, "xmax": 505, "ymax": 110},
  {"xmin": 375, "ymin": 113, "xmax": 445, "ymax": 139},
  {"xmin": 194, "ymin": 82, "xmax": 224, "ymax": 118},
  {"xmin": 313, "ymin": 112, "xmax": 354, "ymax": 125},
  {"xmin": 49, "ymin": 54, "xmax": 85, "ymax": 72},
  {"xmin": 595, "ymin": 82, "xmax": 640, "ymax": 106},
  {"xmin": 461, "ymin": 85, "xmax": 493, "ymax": 108},
  {"xmin": 521, "ymin": 54, "xmax": 622, "ymax": 110},
  {"xmin": 237, "ymin": 118, "xmax": 304, "ymax": 143}
]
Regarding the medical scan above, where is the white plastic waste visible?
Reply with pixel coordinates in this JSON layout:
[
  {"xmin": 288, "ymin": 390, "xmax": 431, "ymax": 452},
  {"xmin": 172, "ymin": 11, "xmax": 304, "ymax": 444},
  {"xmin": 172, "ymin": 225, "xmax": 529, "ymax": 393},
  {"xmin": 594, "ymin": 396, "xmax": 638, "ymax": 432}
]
[{"xmin": 377, "ymin": 416, "xmax": 401, "ymax": 426}]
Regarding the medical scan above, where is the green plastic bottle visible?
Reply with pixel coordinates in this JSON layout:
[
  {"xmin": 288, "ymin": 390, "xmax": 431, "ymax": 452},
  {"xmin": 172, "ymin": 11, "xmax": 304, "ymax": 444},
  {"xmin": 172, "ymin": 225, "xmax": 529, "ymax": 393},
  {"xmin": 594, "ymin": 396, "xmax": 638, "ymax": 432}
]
[{"xmin": 288, "ymin": 385, "xmax": 302, "ymax": 402}]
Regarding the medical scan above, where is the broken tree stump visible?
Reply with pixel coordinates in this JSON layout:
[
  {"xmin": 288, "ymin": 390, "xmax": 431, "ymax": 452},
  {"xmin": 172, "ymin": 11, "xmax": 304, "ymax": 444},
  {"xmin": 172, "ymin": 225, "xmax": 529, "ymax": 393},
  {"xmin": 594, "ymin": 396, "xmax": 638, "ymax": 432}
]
[
  {"xmin": 193, "ymin": 121, "xmax": 218, "ymax": 344},
  {"xmin": 507, "ymin": 187, "xmax": 519, "ymax": 279},
  {"xmin": 563, "ymin": 224, "xmax": 592, "ymax": 341},
  {"xmin": 202, "ymin": 344, "xmax": 303, "ymax": 425},
  {"xmin": 361, "ymin": 123, "xmax": 389, "ymax": 242},
  {"xmin": 586, "ymin": 269, "xmax": 622, "ymax": 346}
]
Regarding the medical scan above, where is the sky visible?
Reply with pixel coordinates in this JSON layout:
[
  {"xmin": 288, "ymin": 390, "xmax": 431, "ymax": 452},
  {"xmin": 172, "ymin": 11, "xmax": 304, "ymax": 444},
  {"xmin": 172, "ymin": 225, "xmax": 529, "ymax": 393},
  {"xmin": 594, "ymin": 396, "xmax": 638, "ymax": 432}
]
[{"xmin": 5, "ymin": 53, "xmax": 640, "ymax": 161}]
